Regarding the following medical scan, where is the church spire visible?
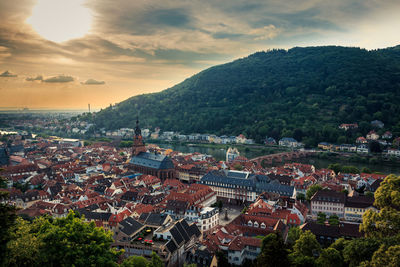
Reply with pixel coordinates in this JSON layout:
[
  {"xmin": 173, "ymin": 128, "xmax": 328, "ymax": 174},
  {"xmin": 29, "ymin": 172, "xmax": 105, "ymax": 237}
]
[
  {"xmin": 132, "ymin": 116, "xmax": 146, "ymax": 156},
  {"xmin": 135, "ymin": 116, "xmax": 141, "ymax": 136}
]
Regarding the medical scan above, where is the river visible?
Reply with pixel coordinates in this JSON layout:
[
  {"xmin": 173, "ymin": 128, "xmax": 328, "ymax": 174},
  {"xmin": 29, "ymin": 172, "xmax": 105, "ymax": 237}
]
[
  {"xmin": 156, "ymin": 143, "xmax": 266, "ymax": 161},
  {"xmin": 156, "ymin": 143, "xmax": 400, "ymax": 175}
]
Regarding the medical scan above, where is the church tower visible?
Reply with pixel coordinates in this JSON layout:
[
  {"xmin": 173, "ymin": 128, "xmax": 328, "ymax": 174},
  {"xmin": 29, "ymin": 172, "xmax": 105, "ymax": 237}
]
[{"xmin": 132, "ymin": 117, "xmax": 146, "ymax": 156}]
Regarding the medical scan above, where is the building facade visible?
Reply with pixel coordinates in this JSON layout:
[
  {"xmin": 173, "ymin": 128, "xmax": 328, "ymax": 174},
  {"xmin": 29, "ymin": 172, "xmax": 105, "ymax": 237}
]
[
  {"xmin": 310, "ymin": 189, "xmax": 346, "ymax": 218},
  {"xmin": 200, "ymin": 170, "xmax": 295, "ymax": 204},
  {"xmin": 129, "ymin": 119, "xmax": 175, "ymax": 180}
]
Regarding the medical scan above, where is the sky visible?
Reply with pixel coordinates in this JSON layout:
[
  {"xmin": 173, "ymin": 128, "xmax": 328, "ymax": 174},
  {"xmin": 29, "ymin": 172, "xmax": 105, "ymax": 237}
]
[{"xmin": 0, "ymin": 0, "xmax": 399, "ymax": 110}]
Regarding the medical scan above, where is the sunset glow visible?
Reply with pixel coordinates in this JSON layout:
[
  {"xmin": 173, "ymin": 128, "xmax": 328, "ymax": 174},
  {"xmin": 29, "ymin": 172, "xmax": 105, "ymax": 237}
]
[
  {"xmin": 27, "ymin": 0, "xmax": 92, "ymax": 43},
  {"xmin": 0, "ymin": 0, "xmax": 399, "ymax": 109}
]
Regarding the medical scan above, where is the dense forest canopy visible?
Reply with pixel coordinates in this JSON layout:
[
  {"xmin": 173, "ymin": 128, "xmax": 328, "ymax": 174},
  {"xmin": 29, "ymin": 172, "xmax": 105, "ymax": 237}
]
[{"xmin": 81, "ymin": 45, "xmax": 400, "ymax": 145}]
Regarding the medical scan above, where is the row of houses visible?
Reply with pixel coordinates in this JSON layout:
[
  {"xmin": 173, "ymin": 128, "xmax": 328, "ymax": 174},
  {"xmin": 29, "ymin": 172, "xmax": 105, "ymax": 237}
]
[
  {"xmin": 310, "ymin": 189, "xmax": 375, "ymax": 222},
  {"xmin": 318, "ymin": 142, "xmax": 400, "ymax": 155}
]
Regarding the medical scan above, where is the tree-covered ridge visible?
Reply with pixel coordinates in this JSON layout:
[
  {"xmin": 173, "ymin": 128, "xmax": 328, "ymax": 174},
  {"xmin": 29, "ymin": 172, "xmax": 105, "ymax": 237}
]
[{"xmin": 84, "ymin": 45, "xmax": 400, "ymax": 145}]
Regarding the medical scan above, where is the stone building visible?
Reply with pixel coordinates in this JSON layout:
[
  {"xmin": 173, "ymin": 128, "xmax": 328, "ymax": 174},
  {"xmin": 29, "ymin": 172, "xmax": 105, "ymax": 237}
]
[{"xmin": 129, "ymin": 119, "xmax": 175, "ymax": 180}]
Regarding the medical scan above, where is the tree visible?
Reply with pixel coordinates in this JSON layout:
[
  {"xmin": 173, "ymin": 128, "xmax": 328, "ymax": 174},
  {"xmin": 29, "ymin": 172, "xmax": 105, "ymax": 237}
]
[
  {"xmin": 290, "ymin": 254, "xmax": 316, "ymax": 267},
  {"xmin": 149, "ymin": 251, "xmax": 163, "ymax": 267},
  {"xmin": 328, "ymin": 214, "xmax": 339, "ymax": 226},
  {"xmin": 316, "ymin": 247, "xmax": 343, "ymax": 267},
  {"xmin": 287, "ymin": 227, "xmax": 302, "ymax": 247},
  {"xmin": 306, "ymin": 184, "xmax": 322, "ymax": 201},
  {"xmin": 121, "ymin": 252, "xmax": 163, "ymax": 267},
  {"xmin": 120, "ymin": 256, "xmax": 148, "ymax": 267},
  {"xmin": 233, "ymin": 163, "xmax": 243, "ymax": 171},
  {"xmin": 341, "ymin": 166, "xmax": 360, "ymax": 174},
  {"xmin": 342, "ymin": 238, "xmax": 380, "ymax": 267},
  {"xmin": 296, "ymin": 193, "xmax": 305, "ymax": 201},
  {"xmin": 365, "ymin": 191, "xmax": 374, "ymax": 198},
  {"xmin": 216, "ymin": 250, "xmax": 229, "ymax": 267},
  {"xmin": 241, "ymin": 206, "xmax": 248, "ymax": 214},
  {"xmin": 369, "ymin": 140, "xmax": 382, "ymax": 153},
  {"xmin": 289, "ymin": 231, "xmax": 320, "ymax": 267},
  {"xmin": 292, "ymin": 230, "xmax": 321, "ymax": 258},
  {"xmin": 361, "ymin": 244, "xmax": 400, "ymax": 267},
  {"xmin": 257, "ymin": 233, "xmax": 289, "ymax": 267},
  {"xmin": 317, "ymin": 212, "xmax": 326, "ymax": 224},
  {"xmin": 360, "ymin": 174, "xmax": 400, "ymax": 238},
  {"xmin": 330, "ymin": 237, "xmax": 349, "ymax": 253},
  {"xmin": 6, "ymin": 210, "xmax": 122, "ymax": 266},
  {"xmin": 361, "ymin": 167, "xmax": 372, "ymax": 174},
  {"xmin": 5, "ymin": 217, "xmax": 41, "ymax": 266},
  {"xmin": 0, "ymin": 176, "xmax": 18, "ymax": 266},
  {"xmin": 337, "ymin": 136, "xmax": 346, "ymax": 144},
  {"xmin": 217, "ymin": 200, "xmax": 223, "ymax": 212},
  {"xmin": 328, "ymin": 163, "xmax": 342, "ymax": 175}
]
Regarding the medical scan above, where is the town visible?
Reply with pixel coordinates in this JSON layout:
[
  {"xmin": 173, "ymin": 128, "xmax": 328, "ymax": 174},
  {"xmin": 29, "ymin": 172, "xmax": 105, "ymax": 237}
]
[{"xmin": 0, "ymin": 118, "xmax": 391, "ymax": 266}]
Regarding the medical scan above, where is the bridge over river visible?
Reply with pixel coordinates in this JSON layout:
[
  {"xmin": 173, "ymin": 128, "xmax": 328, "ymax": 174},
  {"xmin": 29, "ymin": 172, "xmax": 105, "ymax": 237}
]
[{"xmin": 250, "ymin": 151, "xmax": 315, "ymax": 167}]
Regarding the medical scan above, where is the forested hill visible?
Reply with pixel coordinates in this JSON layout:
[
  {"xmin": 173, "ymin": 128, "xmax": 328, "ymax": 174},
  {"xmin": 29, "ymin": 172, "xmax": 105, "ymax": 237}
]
[{"xmin": 82, "ymin": 45, "xmax": 400, "ymax": 146}]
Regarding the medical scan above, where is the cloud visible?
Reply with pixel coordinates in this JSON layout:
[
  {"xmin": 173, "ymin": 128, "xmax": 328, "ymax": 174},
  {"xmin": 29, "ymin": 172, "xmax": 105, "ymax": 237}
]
[
  {"xmin": 0, "ymin": 70, "xmax": 17, "ymax": 77},
  {"xmin": 250, "ymin": 25, "xmax": 280, "ymax": 40},
  {"xmin": 81, "ymin": 78, "xmax": 105, "ymax": 85},
  {"xmin": 43, "ymin": 75, "xmax": 74, "ymax": 83},
  {"xmin": 26, "ymin": 75, "xmax": 43, "ymax": 81}
]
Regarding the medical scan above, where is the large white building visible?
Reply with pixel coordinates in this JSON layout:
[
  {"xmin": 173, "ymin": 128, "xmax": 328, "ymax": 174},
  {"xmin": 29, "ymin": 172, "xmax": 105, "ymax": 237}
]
[
  {"xmin": 310, "ymin": 189, "xmax": 346, "ymax": 218},
  {"xmin": 200, "ymin": 170, "xmax": 295, "ymax": 204}
]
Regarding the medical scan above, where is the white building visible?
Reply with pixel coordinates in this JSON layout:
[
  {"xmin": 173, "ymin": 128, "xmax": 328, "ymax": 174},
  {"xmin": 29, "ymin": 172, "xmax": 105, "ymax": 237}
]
[
  {"xmin": 198, "ymin": 207, "xmax": 219, "ymax": 232},
  {"xmin": 227, "ymin": 236, "xmax": 261, "ymax": 265},
  {"xmin": 226, "ymin": 147, "xmax": 240, "ymax": 163},
  {"xmin": 279, "ymin": 137, "xmax": 300, "ymax": 147},
  {"xmin": 310, "ymin": 189, "xmax": 346, "ymax": 218},
  {"xmin": 387, "ymin": 148, "xmax": 400, "ymax": 157}
]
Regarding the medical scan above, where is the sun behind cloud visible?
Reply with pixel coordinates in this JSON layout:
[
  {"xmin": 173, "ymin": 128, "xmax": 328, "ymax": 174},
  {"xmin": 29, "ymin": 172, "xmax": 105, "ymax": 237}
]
[{"xmin": 27, "ymin": 0, "xmax": 92, "ymax": 43}]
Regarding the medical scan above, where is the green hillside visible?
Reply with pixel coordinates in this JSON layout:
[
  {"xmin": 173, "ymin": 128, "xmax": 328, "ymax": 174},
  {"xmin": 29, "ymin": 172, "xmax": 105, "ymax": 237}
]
[{"xmin": 81, "ymin": 45, "xmax": 400, "ymax": 146}]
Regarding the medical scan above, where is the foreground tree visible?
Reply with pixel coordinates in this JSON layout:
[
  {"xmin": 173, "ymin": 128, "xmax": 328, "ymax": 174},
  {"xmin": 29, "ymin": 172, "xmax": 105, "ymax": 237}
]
[
  {"xmin": 39, "ymin": 211, "xmax": 121, "ymax": 266},
  {"xmin": 0, "ymin": 176, "xmax": 17, "ymax": 265},
  {"xmin": 5, "ymin": 217, "xmax": 41, "ymax": 267},
  {"xmin": 361, "ymin": 244, "xmax": 400, "ymax": 267},
  {"xmin": 292, "ymin": 230, "xmax": 321, "ymax": 257},
  {"xmin": 6, "ymin": 210, "xmax": 121, "ymax": 267},
  {"xmin": 257, "ymin": 233, "xmax": 289, "ymax": 267},
  {"xmin": 316, "ymin": 247, "xmax": 343, "ymax": 267},
  {"xmin": 286, "ymin": 227, "xmax": 302, "ymax": 247},
  {"xmin": 289, "ymin": 230, "xmax": 321, "ymax": 267},
  {"xmin": 360, "ymin": 174, "xmax": 400, "ymax": 238},
  {"xmin": 216, "ymin": 250, "xmax": 230, "ymax": 267},
  {"xmin": 342, "ymin": 238, "xmax": 381, "ymax": 267},
  {"xmin": 120, "ymin": 256, "xmax": 149, "ymax": 267}
]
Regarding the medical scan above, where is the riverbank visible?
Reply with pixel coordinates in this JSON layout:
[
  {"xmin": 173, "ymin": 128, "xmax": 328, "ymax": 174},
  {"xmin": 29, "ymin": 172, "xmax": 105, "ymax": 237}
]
[
  {"xmin": 151, "ymin": 140, "xmax": 290, "ymax": 161},
  {"xmin": 269, "ymin": 153, "xmax": 400, "ymax": 175},
  {"xmin": 154, "ymin": 141, "xmax": 400, "ymax": 174}
]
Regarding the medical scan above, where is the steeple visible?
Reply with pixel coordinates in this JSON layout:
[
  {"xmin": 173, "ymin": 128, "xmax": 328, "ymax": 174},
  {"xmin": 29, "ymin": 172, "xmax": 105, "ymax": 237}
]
[
  {"xmin": 135, "ymin": 116, "xmax": 141, "ymax": 136},
  {"xmin": 132, "ymin": 116, "xmax": 146, "ymax": 156}
]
